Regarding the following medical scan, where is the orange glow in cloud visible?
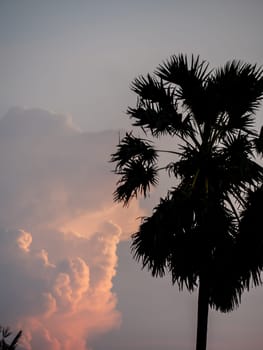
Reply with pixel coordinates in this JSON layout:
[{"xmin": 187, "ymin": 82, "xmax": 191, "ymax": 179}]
[
  {"xmin": 14, "ymin": 225, "xmax": 122, "ymax": 350},
  {"xmin": 0, "ymin": 108, "xmax": 145, "ymax": 350},
  {"xmin": 60, "ymin": 200, "xmax": 145, "ymax": 241}
]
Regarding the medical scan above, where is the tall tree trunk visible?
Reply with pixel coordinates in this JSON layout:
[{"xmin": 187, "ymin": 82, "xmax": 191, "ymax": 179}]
[{"xmin": 195, "ymin": 275, "xmax": 209, "ymax": 350}]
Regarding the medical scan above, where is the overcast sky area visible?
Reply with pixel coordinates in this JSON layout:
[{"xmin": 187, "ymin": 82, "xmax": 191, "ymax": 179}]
[{"xmin": 1, "ymin": 1, "xmax": 263, "ymax": 350}]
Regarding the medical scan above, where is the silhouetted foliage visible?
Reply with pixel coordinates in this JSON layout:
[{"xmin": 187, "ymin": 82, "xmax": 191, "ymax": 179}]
[
  {"xmin": 111, "ymin": 54, "xmax": 263, "ymax": 350},
  {"xmin": 0, "ymin": 327, "xmax": 22, "ymax": 350}
]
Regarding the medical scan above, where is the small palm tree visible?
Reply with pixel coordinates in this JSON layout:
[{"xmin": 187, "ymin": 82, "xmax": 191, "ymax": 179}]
[
  {"xmin": 0, "ymin": 327, "xmax": 22, "ymax": 350},
  {"xmin": 111, "ymin": 54, "xmax": 263, "ymax": 350}
]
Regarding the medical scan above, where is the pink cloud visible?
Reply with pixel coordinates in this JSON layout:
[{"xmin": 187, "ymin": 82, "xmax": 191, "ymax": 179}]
[{"xmin": 0, "ymin": 107, "xmax": 144, "ymax": 349}]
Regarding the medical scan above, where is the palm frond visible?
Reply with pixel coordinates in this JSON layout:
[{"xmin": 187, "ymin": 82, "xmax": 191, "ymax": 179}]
[
  {"xmin": 1, "ymin": 329, "xmax": 11, "ymax": 339},
  {"xmin": 216, "ymin": 133, "xmax": 263, "ymax": 200},
  {"xmin": 0, "ymin": 328, "xmax": 22, "ymax": 350},
  {"xmin": 254, "ymin": 126, "xmax": 263, "ymax": 155},
  {"xmin": 111, "ymin": 132, "xmax": 158, "ymax": 170},
  {"xmin": 156, "ymin": 54, "xmax": 210, "ymax": 86},
  {"xmin": 9, "ymin": 331, "xmax": 22, "ymax": 349},
  {"xmin": 131, "ymin": 187, "xmax": 196, "ymax": 278},
  {"xmin": 111, "ymin": 133, "xmax": 159, "ymax": 205},
  {"xmin": 131, "ymin": 74, "xmax": 174, "ymax": 106},
  {"xmin": 213, "ymin": 112, "xmax": 256, "ymax": 140},
  {"xmin": 207, "ymin": 60, "xmax": 263, "ymax": 125},
  {"xmin": 113, "ymin": 160, "xmax": 158, "ymax": 205},
  {"xmin": 155, "ymin": 54, "xmax": 211, "ymax": 124},
  {"xmin": 127, "ymin": 102, "xmax": 191, "ymax": 137},
  {"xmin": 168, "ymin": 146, "xmax": 202, "ymax": 180},
  {"xmin": 128, "ymin": 72, "xmax": 193, "ymax": 137},
  {"xmin": 169, "ymin": 195, "xmax": 237, "ymax": 292},
  {"xmin": 222, "ymin": 132, "xmax": 254, "ymax": 159},
  {"xmin": 238, "ymin": 186, "xmax": 263, "ymax": 287},
  {"xmin": 209, "ymin": 265, "xmax": 244, "ymax": 312}
]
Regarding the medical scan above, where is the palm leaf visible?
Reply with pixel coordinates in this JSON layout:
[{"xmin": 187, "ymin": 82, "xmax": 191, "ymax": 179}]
[
  {"xmin": 155, "ymin": 54, "xmax": 211, "ymax": 124},
  {"xmin": 9, "ymin": 331, "xmax": 22, "ymax": 349},
  {"xmin": 207, "ymin": 61, "xmax": 263, "ymax": 125},
  {"xmin": 113, "ymin": 160, "xmax": 158, "ymax": 205},
  {"xmin": 156, "ymin": 54, "xmax": 210, "ymax": 86},
  {"xmin": 254, "ymin": 126, "xmax": 263, "ymax": 155},
  {"xmin": 220, "ymin": 134, "xmax": 263, "ymax": 196},
  {"xmin": 111, "ymin": 132, "xmax": 158, "ymax": 169},
  {"xmin": 239, "ymin": 186, "xmax": 263, "ymax": 287},
  {"xmin": 208, "ymin": 239, "xmax": 244, "ymax": 312},
  {"xmin": 127, "ymin": 103, "xmax": 186, "ymax": 137},
  {"xmin": 131, "ymin": 74, "xmax": 174, "ymax": 106},
  {"xmin": 132, "ymin": 186, "xmax": 197, "ymax": 278}
]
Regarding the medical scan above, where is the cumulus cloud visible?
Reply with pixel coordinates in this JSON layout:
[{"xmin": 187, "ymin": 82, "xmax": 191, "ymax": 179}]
[{"xmin": 0, "ymin": 107, "xmax": 144, "ymax": 350}]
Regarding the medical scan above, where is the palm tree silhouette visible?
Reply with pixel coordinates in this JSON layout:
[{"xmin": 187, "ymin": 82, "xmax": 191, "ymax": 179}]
[
  {"xmin": 111, "ymin": 54, "xmax": 263, "ymax": 350},
  {"xmin": 0, "ymin": 327, "xmax": 22, "ymax": 350}
]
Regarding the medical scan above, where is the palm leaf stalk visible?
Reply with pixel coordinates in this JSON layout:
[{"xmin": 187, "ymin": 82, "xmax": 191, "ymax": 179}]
[
  {"xmin": 111, "ymin": 54, "xmax": 263, "ymax": 350},
  {"xmin": 0, "ymin": 327, "xmax": 22, "ymax": 350}
]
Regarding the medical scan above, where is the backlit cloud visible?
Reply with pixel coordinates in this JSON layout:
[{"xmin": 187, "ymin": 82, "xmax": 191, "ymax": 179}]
[{"xmin": 0, "ymin": 107, "xmax": 144, "ymax": 350}]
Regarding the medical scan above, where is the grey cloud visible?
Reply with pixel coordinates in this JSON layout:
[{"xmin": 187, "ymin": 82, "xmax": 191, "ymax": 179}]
[{"xmin": 0, "ymin": 107, "xmax": 117, "ymax": 229}]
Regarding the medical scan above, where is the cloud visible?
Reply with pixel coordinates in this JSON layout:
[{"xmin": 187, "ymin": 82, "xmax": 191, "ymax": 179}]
[{"xmin": 0, "ymin": 107, "xmax": 144, "ymax": 350}]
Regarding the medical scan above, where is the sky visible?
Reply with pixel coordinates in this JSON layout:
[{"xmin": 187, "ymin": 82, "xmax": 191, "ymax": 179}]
[{"xmin": 0, "ymin": 1, "xmax": 263, "ymax": 350}]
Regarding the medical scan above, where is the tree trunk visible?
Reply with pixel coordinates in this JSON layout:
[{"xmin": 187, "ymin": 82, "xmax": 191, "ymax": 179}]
[{"xmin": 195, "ymin": 275, "xmax": 209, "ymax": 350}]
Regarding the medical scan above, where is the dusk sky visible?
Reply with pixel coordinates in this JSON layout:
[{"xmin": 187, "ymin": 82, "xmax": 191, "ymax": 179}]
[{"xmin": 1, "ymin": 1, "xmax": 263, "ymax": 350}]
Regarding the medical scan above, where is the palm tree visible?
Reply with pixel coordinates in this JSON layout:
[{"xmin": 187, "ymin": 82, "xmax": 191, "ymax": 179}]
[
  {"xmin": 0, "ymin": 327, "xmax": 22, "ymax": 350},
  {"xmin": 111, "ymin": 54, "xmax": 263, "ymax": 350}
]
